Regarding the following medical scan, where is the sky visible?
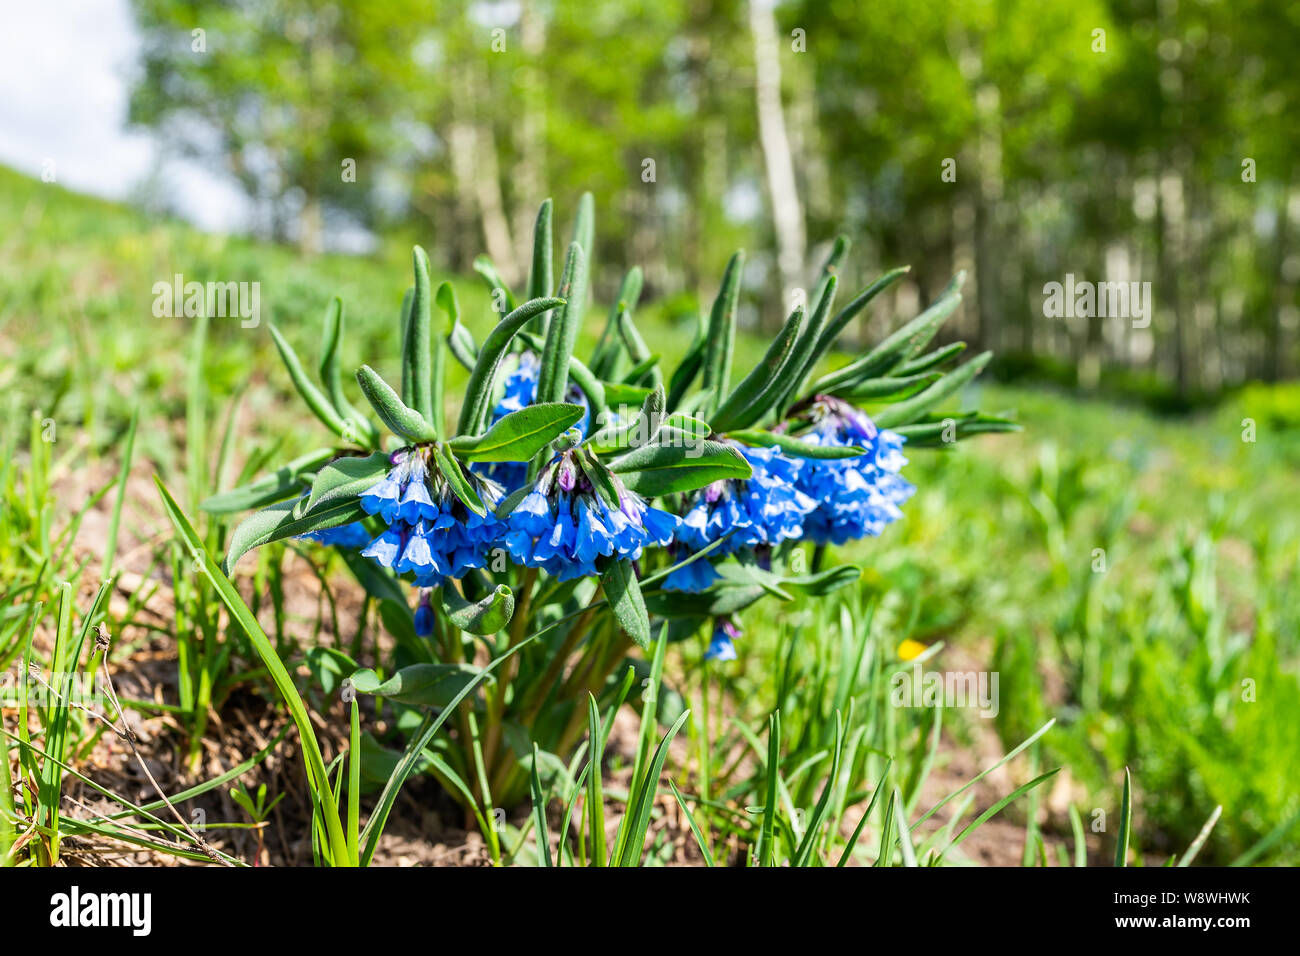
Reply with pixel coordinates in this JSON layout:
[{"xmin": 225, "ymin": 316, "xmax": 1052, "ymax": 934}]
[{"xmin": 0, "ymin": 0, "xmax": 251, "ymax": 232}]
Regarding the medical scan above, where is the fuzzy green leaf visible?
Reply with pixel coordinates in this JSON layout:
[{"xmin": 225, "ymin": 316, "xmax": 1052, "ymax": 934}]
[{"xmin": 448, "ymin": 403, "xmax": 584, "ymax": 463}]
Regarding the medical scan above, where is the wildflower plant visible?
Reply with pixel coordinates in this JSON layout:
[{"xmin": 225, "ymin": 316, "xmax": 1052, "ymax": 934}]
[{"xmin": 205, "ymin": 197, "xmax": 1013, "ymax": 814}]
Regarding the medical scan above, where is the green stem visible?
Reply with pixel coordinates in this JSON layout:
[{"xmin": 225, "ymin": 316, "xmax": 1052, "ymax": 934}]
[{"xmin": 482, "ymin": 568, "xmax": 537, "ymax": 772}]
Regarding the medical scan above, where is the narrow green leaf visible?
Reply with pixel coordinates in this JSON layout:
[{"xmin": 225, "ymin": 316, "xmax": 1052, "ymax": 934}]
[
  {"xmin": 1115, "ymin": 767, "xmax": 1132, "ymax": 867},
  {"xmin": 320, "ymin": 297, "xmax": 377, "ymax": 446},
  {"xmin": 600, "ymin": 558, "xmax": 650, "ymax": 649},
  {"xmin": 529, "ymin": 742, "xmax": 553, "ymax": 867},
  {"xmin": 201, "ymin": 448, "xmax": 336, "ymax": 513},
  {"xmin": 457, "ymin": 296, "xmax": 567, "ymax": 435},
  {"xmin": 536, "ymin": 242, "xmax": 587, "ymax": 407},
  {"xmin": 527, "ymin": 199, "xmax": 554, "ymax": 302},
  {"xmin": 269, "ymin": 324, "xmax": 350, "ymax": 437},
  {"xmin": 870, "ymin": 351, "xmax": 991, "ymax": 428},
  {"xmin": 432, "ymin": 443, "xmax": 485, "ymax": 517},
  {"xmin": 356, "ymin": 365, "xmax": 438, "ymax": 442},
  {"xmin": 712, "ymin": 304, "xmax": 805, "ymax": 432},
  {"xmin": 155, "ymin": 477, "xmax": 350, "ymax": 864},
  {"xmin": 701, "ymin": 251, "xmax": 744, "ymax": 415},
  {"xmin": 587, "ymin": 695, "xmax": 607, "ymax": 866},
  {"xmin": 473, "ymin": 255, "xmax": 518, "ymax": 313},
  {"xmin": 815, "ymin": 289, "xmax": 962, "ymax": 393},
  {"xmin": 724, "ymin": 429, "xmax": 864, "ymax": 459},
  {"xmin": 812, "ymin": 265, "xmax": 911, "ymax": 364}
]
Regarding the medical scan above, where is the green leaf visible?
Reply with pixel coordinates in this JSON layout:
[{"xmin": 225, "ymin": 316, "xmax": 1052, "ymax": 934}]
[
  {"xmin": 269, "ymin": 324, "xmax": 350, "ymax": 438},
  {"xmin": 201, "ymin": 447, "xmax": 335, "ymax": 513},
  {"xmin": 665, "ymin": 313, "xmax": 707, "ymax": 410},
  {"xmin": 842, "ymin": 372, "xmax": 942, "ymax": 401},
  {"xmin": 473, "ymin": 255, "xmax": 517, "ymax": 313},
  {"xmin": 870, "ymin": 351, "xmax": 992, "ymax": 428},
  {"xmin": 895, "ymin": 341, "xmax": 967, "ymax": 376},
  {"xmin": 812, "ymin": 265, "xmax": 911, "ymax": 364},
  {"xmin": 724, "ymin": 429, "xmax": 864, "ymax": 459},
  {"xmin": 457, "ymin": 296, "xmax": 567, "ymax": 435},
  {"xmin": 449, "ymin": 403, "xmax": 584, "ymax": 463},
  {"xmin": 154, "ymin": 477, "xmax": 350, "ymax": 863},
  {"xmin": 407, "ymin": 247, "xmax": 435, "ymax": 421},
  {"xmin": 1115, "ymin": 767, "xmax": 1132, "ymax": 867},
  {"xmin": 815, "ymin": 288, "xmax": 962, "ymax": 393},
  {"xmin": 351, "ymin": 663, "xmax": 489, "ymax": 709},
  {"xmin": 527, "ymin": 199, "xmax": 554, "ymax": 302},
  {"xmin": 770, "ymin": 274, "xmax": 838, "ymax": 415},
  {"xmin": 590, "ymin": 267, "xmax": 644, "ymax": 379},
  {"xmin": 536, "ymin": 242, "xmax": 588, "ymax": 407},
  {"xmin": 606, "ymin": 439, "xmax": 751, "ymax": 496},
  {"xmin": 356, "ymin": 365, "xmax": 437, "ymax": 442},
  {"xmin": 700, "ymin": 251, "xmax": 744, "ymax": 415},
  {"xmin": 616, "ymin": 301, "xmax": 662, "ymax": 389},
  {"xmin": 892, "ymin": 412, "xmax": 1020, "ymax": 446},
  {"xmin": 711, "ymin": 303, "xmax": 806, "ymax": 432},
  {"xmin": 303, "ymin": 452, "xmax": 390, "ymax": 512},
  {"xmin": 442, "ymin": 584, "xmax": 515, "ymax": 635},
  {"xmin": 319, "ymin": 297, "xmax": 377, "ymax": 446},
  {"xmin": 600, "ymin": 559, "xmax": 650, "ymax": 649},
  {"xmin": 224, "ymin": 495, "xmax": 367, "ymax": 573},
  {"xmin": 615, "ymin": 708, "xmax": 691, "ymax": 866},
  {"xmin": 432, "ymin": 443, "xmax": 485, "ymax": 517},
  {"xmin": 529, "ymin": 742, "xmax": 553, "ymax": 867}
]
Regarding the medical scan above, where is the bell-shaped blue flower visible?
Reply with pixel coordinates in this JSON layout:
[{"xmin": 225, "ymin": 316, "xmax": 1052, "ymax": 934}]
[
  {"xmin": 794, "ymin": 397, "xmax": 915, "ymax": 545},
  {"xmin": 663, "ymin": 442, "xmax": 816, "ymax": 592}
]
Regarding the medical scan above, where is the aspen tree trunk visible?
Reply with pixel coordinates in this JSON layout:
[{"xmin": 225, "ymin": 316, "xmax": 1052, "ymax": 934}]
[
  {"xmin": 749, "ymin": 0, "xmax": 805, "ymax": 310},
  {"xmin": 450, "ymin": 69, "xmax": 520, "ymax": 284},
  {"xmin": 512, "ymin": 2, "xmax": 547, "ymax": 279}
]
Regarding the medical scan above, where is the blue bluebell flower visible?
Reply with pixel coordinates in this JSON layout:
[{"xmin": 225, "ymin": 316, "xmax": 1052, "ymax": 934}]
[
  {"xmin": 663, "ymin": 443, "xmax": 816, "ymax": 592},
  {"xmin": 705, "ymin": 617, "xmax": 741, "ymax": 662},
  {"xmin": 360, "ymin": 447, "xmax": 507, "ymax": 587},
  {"xmin": 794, "ymin": 396, "xmax": 915, "ymax": 545},
  {"xmin": 502, "ymin": 449, "xmax": 679, "ymax": 581}
]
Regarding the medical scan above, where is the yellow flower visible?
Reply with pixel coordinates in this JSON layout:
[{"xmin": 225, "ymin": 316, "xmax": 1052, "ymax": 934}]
[{"xmin": 897, "ymin": 638, "xmax": 927, "ymax": 661}]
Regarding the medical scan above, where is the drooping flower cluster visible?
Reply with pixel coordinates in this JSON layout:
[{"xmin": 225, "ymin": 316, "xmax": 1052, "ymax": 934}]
[
  {"xmin": 359, "ymin": 447, "xmax": 507, "ymax": 587},
  {"xmin": 663, "ymin": 443, "xmax": 816, "ymax": 591},
  {"xmin": 794, "ymin": 396, "xmax": 914, "ymax": 545},
  {"xmin": 501, "ymin": 449, "xmax": 679, "ymax": 581}
]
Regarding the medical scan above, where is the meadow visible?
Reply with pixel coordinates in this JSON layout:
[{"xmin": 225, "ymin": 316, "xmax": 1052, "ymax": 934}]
[{"xmin": 2, "ymin": 164, "xmax": 1297, "ymax": 866}]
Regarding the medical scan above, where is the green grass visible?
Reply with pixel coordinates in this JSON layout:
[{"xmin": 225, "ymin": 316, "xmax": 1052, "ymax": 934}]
[{"xmin": 3, "ymin": 164, "xmax": 1298, "ymax": 865}]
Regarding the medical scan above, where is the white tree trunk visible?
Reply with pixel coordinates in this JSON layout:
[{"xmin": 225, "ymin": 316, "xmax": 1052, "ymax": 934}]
[{"xmin": 749, "ymin": 0, "xmax": 805, "ymax": 306}]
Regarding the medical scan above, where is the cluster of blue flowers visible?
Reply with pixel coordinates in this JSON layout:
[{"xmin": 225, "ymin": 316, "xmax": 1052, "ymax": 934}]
[
  {"xmin": 308, "ymin": 357, "xmax": 914, "ymax": 663},
  {"xmin": 358, "ymin": 448, "xmax": 507, "ymax": 587},
  {"xmin": 794, "ymin": 396, "xmax": 915, "ymax": 546},
  {"xmin": 501, "ymin": 449, "xmax": 679, "ymax": 581},
  {"xmin": 663, "ymin": 443, "xmax": 816, "ymax": 591}
]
